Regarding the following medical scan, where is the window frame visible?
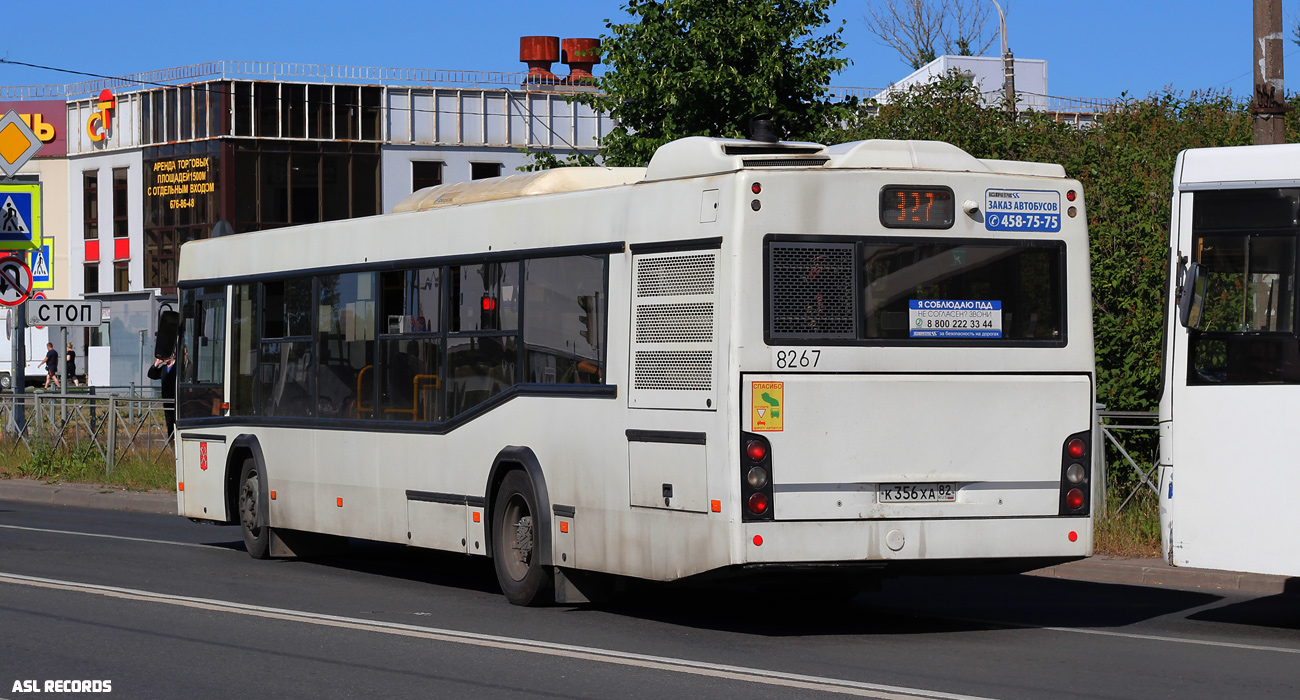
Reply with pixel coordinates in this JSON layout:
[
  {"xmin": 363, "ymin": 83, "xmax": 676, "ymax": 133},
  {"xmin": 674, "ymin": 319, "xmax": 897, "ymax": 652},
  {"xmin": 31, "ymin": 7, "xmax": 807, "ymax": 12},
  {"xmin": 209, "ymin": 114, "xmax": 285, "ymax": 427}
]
[
  {"xmin": 175, "ymin": 243, "xmax": 618, "ymax": 431},
  {"xmin": 1186, "ymin": 188, "xmax": 1300, "ymax": 386},
  {"xmin": 764, "ymin": 234, "xmax": 1070, "ymax": 349}
]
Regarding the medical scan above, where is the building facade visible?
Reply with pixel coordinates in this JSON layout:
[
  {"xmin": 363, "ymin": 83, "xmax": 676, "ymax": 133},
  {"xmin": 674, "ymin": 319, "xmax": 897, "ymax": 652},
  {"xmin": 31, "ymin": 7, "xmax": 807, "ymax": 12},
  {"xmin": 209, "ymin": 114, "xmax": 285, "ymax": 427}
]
[{"xmin": 3, "ymin": 61, "xmax": 609, "ymax": 386}]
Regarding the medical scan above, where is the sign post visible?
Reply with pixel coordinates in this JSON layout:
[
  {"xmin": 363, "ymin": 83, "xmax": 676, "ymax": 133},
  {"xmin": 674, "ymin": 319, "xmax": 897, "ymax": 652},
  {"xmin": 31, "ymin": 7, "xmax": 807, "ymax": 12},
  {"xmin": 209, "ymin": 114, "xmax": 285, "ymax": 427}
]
[
  {"xmin": 28, "ymin": 300, "xmax": 102, "ymax": 393},
  {"xmin": 0, "ymin": 256, "xmax": 32, "ymax": 431}
]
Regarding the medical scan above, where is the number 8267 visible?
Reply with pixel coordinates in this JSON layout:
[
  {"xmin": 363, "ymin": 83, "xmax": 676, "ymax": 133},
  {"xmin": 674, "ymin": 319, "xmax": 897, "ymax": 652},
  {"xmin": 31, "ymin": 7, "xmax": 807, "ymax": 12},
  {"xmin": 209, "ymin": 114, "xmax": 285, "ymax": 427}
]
[{"xmin": 774, "ymin": 349, "xmax": 821, "ymax": 369}]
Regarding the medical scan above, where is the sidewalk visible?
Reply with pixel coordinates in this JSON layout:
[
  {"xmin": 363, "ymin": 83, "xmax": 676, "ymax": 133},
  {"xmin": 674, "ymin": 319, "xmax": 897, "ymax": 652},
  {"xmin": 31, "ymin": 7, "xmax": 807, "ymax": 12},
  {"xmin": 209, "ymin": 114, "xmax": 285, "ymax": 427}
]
[
  {"xmin": 0, "ymin": 477, "xmax": 175, "ymax": 515},
  {"xmin": 1028, "ymin": 555, "xmax": 1294, "ymax": 596},
  {"xmin": 0, "ymin": 477, "xmax": 1294, "ymax": 596}
]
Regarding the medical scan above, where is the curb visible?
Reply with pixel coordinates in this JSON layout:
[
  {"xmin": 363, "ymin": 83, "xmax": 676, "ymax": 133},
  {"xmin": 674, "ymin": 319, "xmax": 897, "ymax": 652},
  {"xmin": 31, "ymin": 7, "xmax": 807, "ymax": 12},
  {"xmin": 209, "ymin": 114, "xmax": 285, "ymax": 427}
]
[
  {"xmin": 1027, "ymin": 555, "xmax": 1295, "ymax": 596},
  {"xmin": 0, "ymin": 478, "xmax": 176, "ymax": 515}
]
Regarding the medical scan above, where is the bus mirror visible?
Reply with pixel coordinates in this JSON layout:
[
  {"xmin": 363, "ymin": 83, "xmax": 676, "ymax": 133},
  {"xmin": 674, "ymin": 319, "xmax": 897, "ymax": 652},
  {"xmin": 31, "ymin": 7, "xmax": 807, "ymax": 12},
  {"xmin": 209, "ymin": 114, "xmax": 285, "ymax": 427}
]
[
  {"xmin": 1178, "ymin": 262, "xmax": 1208, "ymax": 330},
  {"xmin": 154, "ymin": 308, "xmax": 180, "ymax": 359}
]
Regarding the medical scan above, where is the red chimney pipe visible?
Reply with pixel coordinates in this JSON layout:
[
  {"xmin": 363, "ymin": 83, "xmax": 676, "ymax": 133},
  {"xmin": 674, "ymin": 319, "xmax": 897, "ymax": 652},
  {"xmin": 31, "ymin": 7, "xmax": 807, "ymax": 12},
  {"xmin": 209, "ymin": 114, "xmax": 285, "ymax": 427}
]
[
  {"xmin": 561, "ymin": 38, "xmax": 601, "ymax": 84},
  {"xmin": 520, "ymin": 36, "xmax": 560, "ymax": 83}
]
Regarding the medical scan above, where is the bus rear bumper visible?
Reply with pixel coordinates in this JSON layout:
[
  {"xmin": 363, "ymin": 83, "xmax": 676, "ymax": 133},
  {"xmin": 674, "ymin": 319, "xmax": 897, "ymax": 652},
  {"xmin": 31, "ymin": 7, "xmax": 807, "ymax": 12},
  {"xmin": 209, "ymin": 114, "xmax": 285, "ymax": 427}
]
[{"xmin": 742, "ymin": 516, "xmax": 1092, "ymax": 565}]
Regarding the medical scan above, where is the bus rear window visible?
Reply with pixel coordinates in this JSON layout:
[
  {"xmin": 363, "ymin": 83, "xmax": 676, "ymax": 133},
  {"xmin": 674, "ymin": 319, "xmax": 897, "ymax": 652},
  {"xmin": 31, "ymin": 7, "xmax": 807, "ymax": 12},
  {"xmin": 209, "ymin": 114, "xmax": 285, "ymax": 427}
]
[{"xmin": 862, "ymin": 240, "xmax": 1064, "ymax": 342}]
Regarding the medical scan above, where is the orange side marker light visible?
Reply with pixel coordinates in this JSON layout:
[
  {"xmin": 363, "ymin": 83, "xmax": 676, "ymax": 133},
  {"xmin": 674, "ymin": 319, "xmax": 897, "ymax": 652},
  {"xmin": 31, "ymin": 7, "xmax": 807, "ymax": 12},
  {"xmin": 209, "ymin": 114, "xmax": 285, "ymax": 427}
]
[
  {"xmin": 177, "ymin": 482, "xmax": 184, "ymax": 491},
  {"xmin": 472, "ymin": 511, "xmax": 481, "ymax": 523},
  {"xmin": 710, "ymin": 499, "xmax": 721, "ymax": 513},
  {"xmin": 560, "ymin": 521, "xmax": 569, "ymax": 533},
  {"xmin": 336, "ymin": 497, "xmax": 343, "ymax": 507},
  {"xmin": 270, "ymin": 490, "xmax": 276, "ymax": 500}
]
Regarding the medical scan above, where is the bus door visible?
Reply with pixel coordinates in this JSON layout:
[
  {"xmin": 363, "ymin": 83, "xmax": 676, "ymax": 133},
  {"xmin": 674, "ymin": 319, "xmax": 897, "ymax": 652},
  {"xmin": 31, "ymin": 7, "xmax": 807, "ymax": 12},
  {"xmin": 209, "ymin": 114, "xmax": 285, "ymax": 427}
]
[{"xmin": 1167, "ymin": 186, "xmax": 1300, "ymax": 576}]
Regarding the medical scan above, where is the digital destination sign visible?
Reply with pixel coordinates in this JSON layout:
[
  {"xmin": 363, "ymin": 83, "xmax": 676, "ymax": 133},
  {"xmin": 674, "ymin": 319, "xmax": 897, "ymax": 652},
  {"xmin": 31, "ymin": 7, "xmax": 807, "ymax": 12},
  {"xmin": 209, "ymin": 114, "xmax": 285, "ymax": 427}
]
[{"xmin": 880, "ymin": 186, "xmax": 955, "ymax": 229}]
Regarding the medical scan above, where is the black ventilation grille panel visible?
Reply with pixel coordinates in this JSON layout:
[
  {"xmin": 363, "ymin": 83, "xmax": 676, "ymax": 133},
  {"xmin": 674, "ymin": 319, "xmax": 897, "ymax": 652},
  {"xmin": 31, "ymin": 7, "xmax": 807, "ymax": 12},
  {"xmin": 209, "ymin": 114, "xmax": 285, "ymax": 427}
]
[{"xmin": 769, "ymin": 242, "xmax": 857, "ymax": 338}]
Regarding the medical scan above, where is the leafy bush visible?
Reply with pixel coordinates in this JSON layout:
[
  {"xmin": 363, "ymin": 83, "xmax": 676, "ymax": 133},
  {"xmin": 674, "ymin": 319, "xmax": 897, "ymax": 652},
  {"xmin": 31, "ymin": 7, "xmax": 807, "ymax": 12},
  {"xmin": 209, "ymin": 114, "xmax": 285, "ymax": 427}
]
[{"xmin": 827, "ymin": 75, "xmax": 1263, "ymax": 413}]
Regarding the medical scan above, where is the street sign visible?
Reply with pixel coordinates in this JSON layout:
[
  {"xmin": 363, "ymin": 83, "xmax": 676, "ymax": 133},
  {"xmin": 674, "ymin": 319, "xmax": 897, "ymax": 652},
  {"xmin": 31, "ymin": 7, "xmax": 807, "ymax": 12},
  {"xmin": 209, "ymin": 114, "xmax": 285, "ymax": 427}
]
[
  {"xmin": 0, "ymin": 110, "xmax": 43, "ymax": 178},
  {"xmin": 0, "ymin": 255, "xmax": 32, "ymax": 307},
  {"xmin": 28, "ymin": 241, "xmax": 51, "ymax": 289},
  {"xmin": 27, "ymin": 299, "xmax": 102, "ymax": 326},
  {"xmin": 0, "ymin": 182, "xmax": 42, "ymax": 250}
]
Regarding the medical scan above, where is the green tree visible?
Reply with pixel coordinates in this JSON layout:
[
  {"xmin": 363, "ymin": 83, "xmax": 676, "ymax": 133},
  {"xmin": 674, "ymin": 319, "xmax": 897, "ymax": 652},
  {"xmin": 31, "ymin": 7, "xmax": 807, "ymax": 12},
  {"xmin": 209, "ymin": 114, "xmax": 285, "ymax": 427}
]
[
  {"xmin": 833, "ymin": 73, "xmax": 1258, "ymax": 413},
  {"xmin": 578, "ymin": 0, "xmax": 855, "ymax": 167}
]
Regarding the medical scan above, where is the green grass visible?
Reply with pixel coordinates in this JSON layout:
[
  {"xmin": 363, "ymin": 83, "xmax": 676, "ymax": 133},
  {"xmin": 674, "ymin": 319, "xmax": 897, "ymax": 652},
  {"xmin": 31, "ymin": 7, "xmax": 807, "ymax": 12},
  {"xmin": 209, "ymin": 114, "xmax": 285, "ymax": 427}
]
[
  {"xmin": 0, "ymin": 438, "xmax": 175, "ymax": 492},
  {"xmin": 1094, "ymin": 485, "xmax": 1162, "ymax": 558}
]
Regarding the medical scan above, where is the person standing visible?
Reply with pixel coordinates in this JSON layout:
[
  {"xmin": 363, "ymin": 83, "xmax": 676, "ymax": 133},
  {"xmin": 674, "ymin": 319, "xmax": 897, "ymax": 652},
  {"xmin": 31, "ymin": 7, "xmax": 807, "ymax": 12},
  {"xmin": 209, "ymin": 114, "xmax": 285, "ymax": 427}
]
[
  {"xmin": 148, "ymin": 354, "xmax": 178, "ymax": 436},
  {"xmin": 37, "ymin": 342, "xmax": 59, "ymax": 390},
  {"xmin": 65, "ymin": 343, "xmax": 80, "ymax": 387}
]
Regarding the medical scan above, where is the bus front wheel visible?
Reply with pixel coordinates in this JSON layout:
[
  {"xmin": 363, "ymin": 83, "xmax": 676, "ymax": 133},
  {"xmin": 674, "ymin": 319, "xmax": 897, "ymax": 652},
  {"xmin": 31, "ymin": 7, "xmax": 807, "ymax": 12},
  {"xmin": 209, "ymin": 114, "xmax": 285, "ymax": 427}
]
[
  {"xmin": 238, "ymin": 458, "xmax": 271, "ymax": 559},
  {"xmin": 491, "ymin": 470, "xmax": 553, "ymax": 606}
]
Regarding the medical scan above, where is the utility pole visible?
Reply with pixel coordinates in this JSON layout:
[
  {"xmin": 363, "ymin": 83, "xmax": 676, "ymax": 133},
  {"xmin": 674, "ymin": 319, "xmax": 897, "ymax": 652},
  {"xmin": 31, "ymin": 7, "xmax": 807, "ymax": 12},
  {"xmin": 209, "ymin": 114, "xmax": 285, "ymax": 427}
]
[
  {"xmin": 988, "ymin": 0, "xmax": 1015, "ymax": 114},
  {"xmin": 1252, "ymin": 0, "xmax": 1286, "ymax": 145}
]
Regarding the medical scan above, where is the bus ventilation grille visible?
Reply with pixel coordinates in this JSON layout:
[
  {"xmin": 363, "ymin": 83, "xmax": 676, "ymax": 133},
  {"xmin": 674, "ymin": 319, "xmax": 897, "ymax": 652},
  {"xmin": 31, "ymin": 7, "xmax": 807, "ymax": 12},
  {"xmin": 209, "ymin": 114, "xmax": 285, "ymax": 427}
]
[
  {"xmin": 632, "ymin": 351, "xmax": 713, "ymax": 390},
  {"xmin": 769, "ymin": 242, "xmax": 857, "ymax": 338},
  {"xmin": 635, "ymin": 254, "xmax": 716, "ymax": 297},
  {"xmin": 630, "ymin": 250, "xmax": 719, "ymax": 407},
  {"xmin": 742, "ymin": 157, "xmax": 829, "ymax": 168},
  {"xmin": 635, "ymin": 303, "xmax": 714, "ymax": 343}
]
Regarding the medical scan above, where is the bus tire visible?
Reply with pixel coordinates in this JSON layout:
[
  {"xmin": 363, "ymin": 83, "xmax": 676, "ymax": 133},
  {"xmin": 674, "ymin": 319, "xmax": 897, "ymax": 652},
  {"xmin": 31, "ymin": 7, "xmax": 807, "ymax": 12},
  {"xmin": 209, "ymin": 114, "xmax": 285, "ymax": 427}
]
[
  {"xmin": 0, "ymin": 373, "xmax": 10, "ymax": 391},
  {"xmin": 237, "ymin": 457, "xmax": 271, "ymax": 559},
  {"xmin": 491, "ymin": 470, "xmax": 553, "ymax": 606}
]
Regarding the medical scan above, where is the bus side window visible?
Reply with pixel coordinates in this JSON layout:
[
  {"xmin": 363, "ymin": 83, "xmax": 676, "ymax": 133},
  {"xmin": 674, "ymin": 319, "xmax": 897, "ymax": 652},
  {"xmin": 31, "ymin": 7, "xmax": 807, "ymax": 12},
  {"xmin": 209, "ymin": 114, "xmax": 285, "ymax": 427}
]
[
  {"xmin": 378, "ymin": 269, "xmax": 443, "ymax": 422},
  {"xmin": 258, "ymin": 277, "xmax": 316, "ymax": 417},
  {"xmin": 316, "ymin": 272, "xmax": 376, "ymax": 420},
  {"xmin": 230, "ymin": 284, "xmax": 258, "ymax": 416},
  {"xmin": 523, "ymin": 255, "xmax": 606, "ymax": 384}
]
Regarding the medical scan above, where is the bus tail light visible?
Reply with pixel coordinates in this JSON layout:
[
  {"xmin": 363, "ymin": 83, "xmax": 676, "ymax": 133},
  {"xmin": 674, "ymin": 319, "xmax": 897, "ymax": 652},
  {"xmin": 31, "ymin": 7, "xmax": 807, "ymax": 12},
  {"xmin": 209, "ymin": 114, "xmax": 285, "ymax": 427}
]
[
  {"xmin": 1059, "ymin": 430, "xmax": 1091, "ymax": 516},
  {"xmin": 740, "ymin": 431, "xmax": 774, "ymax": 522},
  {"xmin": 1065, "ymin": 488, "xmax": 1084, "ymax": 510}
]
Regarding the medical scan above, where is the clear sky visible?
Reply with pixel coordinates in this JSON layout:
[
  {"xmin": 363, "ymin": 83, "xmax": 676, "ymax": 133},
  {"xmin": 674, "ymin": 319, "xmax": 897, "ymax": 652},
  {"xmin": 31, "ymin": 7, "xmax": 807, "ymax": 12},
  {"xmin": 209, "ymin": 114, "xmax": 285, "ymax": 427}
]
[{"xmin": 0, "ymin": 1, "xmax": 1293, "ymax": 100}]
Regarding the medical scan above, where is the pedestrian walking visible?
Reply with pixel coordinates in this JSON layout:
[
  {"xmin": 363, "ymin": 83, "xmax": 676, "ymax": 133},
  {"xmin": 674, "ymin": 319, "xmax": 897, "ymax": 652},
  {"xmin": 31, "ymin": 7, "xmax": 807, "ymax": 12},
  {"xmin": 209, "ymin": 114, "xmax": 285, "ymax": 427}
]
[
  {"xmin": 37, "ymin": 342, "xmax": 59, "ymax": 390},
  {"xmin": 65, "ymin": 343, "xmax": 80, "ymax": 387}
]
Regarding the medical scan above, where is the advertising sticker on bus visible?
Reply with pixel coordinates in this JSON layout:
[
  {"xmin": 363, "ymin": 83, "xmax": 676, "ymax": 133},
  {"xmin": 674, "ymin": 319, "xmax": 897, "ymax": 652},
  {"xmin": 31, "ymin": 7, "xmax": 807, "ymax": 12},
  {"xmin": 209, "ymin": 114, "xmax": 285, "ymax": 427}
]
[
  {"xmin": 984, "ymin": 189, "xmax": 1061, "ymax": 233},
  {"xmin": 752, "ymin": 381, "xmax": 784, "ymax": 432},
  {"xmin": 909, "ymin": 300, "xmax": 1002, "ymax": 338}
]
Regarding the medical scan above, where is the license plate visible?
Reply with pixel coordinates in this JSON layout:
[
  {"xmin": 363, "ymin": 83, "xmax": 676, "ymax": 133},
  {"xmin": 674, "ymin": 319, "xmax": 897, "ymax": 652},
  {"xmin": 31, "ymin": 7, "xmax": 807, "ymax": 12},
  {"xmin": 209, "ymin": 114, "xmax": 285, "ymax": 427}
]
[{"xmin": 878, "ymin": 483, "xmax": 957, "ymax": 503}]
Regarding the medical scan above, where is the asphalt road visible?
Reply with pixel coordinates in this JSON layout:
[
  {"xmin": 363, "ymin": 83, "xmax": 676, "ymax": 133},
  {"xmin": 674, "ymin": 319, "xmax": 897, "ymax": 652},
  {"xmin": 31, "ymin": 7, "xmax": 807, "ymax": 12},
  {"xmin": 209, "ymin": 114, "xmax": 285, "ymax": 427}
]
[{"xmin": 0, "ymin": 500, "xmax": 1296, "ymax": 700}]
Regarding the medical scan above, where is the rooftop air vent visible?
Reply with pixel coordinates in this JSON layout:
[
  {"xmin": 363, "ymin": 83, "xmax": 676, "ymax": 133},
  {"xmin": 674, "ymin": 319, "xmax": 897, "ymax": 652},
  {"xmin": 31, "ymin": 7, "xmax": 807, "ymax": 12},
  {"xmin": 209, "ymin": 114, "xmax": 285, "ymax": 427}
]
[{"xmin": 742, "ymin": 157, "xmax": 829, "ymax": 168}]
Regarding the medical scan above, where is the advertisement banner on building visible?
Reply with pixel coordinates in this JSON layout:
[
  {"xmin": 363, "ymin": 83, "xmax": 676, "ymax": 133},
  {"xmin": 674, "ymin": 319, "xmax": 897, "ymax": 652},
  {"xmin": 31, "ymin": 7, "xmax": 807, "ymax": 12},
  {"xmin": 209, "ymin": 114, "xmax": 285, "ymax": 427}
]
[{"xmin": 0, "ymin": 100, "xmax": 68, "ymax": 157}]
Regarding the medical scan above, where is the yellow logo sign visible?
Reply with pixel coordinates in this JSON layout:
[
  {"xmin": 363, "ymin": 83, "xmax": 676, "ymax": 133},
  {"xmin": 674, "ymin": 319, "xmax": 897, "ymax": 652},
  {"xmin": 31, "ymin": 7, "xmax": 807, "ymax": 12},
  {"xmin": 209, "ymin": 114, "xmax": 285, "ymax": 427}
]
[
  {"xmin": 752, "ymin": 381, "xmax": 783, "ymax": 432},
  {"xmin": 87, "ymin": 89, "xmax": 115, "ymax": 143}
]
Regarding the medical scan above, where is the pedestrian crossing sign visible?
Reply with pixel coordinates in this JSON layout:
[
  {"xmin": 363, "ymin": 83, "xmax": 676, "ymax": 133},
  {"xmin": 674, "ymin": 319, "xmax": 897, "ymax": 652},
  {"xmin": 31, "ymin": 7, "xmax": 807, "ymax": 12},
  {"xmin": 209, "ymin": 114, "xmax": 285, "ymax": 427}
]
[
  {"xmin": 28, "ymin": 240, "xmax": 51, "ymax": 289},
  {"xmin": 0, "ymin": 182, "xmax": 41, "ymax": 250}
]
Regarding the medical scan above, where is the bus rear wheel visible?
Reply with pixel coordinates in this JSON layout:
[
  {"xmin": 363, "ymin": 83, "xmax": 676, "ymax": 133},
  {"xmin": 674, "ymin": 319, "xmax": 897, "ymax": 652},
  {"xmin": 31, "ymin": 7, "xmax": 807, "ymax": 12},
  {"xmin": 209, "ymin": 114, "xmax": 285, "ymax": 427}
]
[
  {"xmin": 238, "ymin": 458, "xmax": 271, "ymax": 559},
  {"xmin": 491, "ymin": 470, "xmax": 552, "ymax": 606}
]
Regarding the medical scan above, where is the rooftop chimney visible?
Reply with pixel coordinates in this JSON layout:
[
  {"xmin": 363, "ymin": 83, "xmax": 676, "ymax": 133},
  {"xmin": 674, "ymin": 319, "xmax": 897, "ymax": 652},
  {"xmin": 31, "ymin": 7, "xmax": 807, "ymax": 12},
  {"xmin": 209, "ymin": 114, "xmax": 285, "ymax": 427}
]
[
  {"xmin": 520, "ymin": 36, "xmax": 561, "ymax": 84},
  {"xmin": 561, "ymin": 38, "xmax": 601, "ymax": 84}
]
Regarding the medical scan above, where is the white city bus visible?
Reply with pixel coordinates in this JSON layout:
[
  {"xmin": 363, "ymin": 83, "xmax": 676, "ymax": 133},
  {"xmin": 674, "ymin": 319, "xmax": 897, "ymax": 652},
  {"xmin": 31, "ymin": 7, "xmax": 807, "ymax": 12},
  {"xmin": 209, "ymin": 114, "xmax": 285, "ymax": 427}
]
[
  {"xmin": 174, "ymin": 135, "xmax": 1096, "ymax": 605},
  {"xmin": 1160, "ymin": 143, "xmax": 1300, "ymax": 578}
]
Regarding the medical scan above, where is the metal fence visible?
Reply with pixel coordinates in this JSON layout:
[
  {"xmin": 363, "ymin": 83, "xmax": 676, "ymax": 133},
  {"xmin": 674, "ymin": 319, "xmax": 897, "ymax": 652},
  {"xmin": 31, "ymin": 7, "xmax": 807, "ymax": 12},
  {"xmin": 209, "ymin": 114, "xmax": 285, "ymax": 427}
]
[
  {"xmin": 1097, "ymin": 409, "xmax": 1160, "ymax": 515},
  {"xmin": 0, "ymin": 393, "xmax": 174, "ymax": 473}
]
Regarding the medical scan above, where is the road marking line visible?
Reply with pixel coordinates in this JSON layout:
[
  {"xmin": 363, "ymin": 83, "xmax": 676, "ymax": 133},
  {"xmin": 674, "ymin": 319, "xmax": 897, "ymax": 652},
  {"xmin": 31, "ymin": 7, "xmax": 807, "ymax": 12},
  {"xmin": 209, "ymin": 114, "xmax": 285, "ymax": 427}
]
[
  {"xmin": 8, "ymin": 525, "xmax": 1294, "ymax": 657},
  {"xmin": 0, "ymin": 571, "xmax": 993, "ymax": 700},
  {"xmin": 1041, "ymin": 626, "xmax": 1300, "ymax": 654},
  {"xmin": 0, "ymin": 524, "xmax": 227, "ymax": 551}
]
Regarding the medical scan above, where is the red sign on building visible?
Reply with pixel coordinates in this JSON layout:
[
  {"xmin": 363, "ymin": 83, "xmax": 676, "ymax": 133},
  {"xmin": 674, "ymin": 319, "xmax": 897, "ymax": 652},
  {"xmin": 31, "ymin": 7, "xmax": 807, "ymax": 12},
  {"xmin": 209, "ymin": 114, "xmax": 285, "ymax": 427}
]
[{"xmin": 0, "ymin": 100, "xmax": 67, "ymax": 157}]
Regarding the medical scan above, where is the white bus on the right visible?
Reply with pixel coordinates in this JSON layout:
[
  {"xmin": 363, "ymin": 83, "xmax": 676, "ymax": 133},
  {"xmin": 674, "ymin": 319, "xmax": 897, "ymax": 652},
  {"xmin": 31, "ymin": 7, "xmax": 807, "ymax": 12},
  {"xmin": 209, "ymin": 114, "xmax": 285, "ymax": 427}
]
[{"xmin": 1161, "ymin": 143, "xmax": 1300, "ymax": 578}]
